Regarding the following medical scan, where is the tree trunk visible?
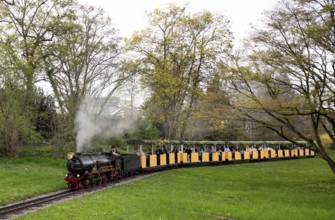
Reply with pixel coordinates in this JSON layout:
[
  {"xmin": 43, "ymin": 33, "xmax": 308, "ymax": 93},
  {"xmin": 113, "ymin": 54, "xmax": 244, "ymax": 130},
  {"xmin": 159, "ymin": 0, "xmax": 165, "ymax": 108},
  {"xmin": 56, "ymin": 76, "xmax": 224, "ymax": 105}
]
[{"xmin": 317, "ymin": 150, "xmax": 335, "ymax": 175}]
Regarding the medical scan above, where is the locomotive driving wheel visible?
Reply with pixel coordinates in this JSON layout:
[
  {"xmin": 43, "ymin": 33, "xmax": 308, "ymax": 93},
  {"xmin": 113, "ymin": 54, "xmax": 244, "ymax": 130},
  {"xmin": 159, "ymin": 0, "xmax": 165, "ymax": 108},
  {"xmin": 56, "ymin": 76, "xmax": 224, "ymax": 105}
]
[
  {"xmin": 101, "ymin": 175, "xmax": 107, "ymax": 184},
  {"xmin": 83, "ymin": 178, "xmax": 91, "ymax": 188},
  {"xmin": 96, "ymin": 177, "xmax": 102, "ymax": 185},
  {"xmin": 78, "ymin": 181, "xmax": 83, "ymax": 190}
]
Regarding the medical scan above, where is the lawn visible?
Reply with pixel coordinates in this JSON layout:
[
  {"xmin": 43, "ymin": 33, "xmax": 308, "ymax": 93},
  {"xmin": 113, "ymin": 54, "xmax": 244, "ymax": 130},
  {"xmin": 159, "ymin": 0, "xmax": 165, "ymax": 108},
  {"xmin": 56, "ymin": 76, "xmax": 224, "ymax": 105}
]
[
  {"xmin": 0, "ymin": 157, "xmax": 67, "ymax": 206},
  {"xmin": 17, "ymin": 156, "xmax": 335, "ymax": 220}
]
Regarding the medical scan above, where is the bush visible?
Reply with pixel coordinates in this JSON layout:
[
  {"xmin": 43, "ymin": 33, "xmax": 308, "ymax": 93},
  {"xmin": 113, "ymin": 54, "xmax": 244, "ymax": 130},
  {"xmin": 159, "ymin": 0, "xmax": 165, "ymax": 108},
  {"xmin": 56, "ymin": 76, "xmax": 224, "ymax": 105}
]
[
  {"xmin": 15, "ymin": 145, "xmax": 73, "ymax": 159},
  {"xmin": 320, "ymin": 133, "xmax": 333, "ymax": 150}
]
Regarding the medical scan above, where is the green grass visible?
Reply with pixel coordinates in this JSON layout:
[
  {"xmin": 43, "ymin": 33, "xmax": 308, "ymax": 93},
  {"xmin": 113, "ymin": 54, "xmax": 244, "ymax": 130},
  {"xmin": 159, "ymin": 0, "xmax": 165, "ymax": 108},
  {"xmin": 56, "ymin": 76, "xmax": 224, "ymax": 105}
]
[
  {"xmin": 17, "ymin": 157, "xmax": 335, "ymax": 220},
  {"xmin": 0, "ymin": 157, "xmax": 66, "ymax": 206}
]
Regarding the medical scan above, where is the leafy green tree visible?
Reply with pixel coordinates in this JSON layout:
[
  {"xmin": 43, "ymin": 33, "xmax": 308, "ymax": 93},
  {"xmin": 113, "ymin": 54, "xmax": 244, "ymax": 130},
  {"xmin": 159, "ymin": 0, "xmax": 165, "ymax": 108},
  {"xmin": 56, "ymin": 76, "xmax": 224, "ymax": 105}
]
[
  {"xmin": 127, "ymin": 118, "xmax": 160, "ymax": 141},
  {"xmin": 0, "ymin": 0, "xmax": 75, "ymax": 91},
  {"xmin": 34, "ymin": 88, "xmax": 57, "ymax": 140},
  {"xmin": 228, "ymin": 0, "xmax": 335, "ymax": 174},
  {"xmin": 0, "ymin": 0, "xmax": 76, "ymax": 150},
  {"xmin": 127, "ymin": 4, "xmax": 233, "ymax": 140},
  {"xmin": 0, "ymin": 0, "xmax": 130, "ymax": 151},
  {"xmin": 186, "ymin": 73, "xmax": 231, "ymax": 140},
  {"xmin": 0, "ymin": 42, "xmax": 41, "ymax": 156}
]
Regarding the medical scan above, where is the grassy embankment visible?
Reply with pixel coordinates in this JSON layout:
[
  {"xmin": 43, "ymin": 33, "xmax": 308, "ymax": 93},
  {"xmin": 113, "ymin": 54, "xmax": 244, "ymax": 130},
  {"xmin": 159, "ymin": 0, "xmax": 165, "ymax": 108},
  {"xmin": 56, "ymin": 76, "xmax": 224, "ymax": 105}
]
[
  {"xmin": 0, "ymin": 147, "xmax": 67, "ymax": 206},
  {"xmin": 17, "ymin": 155, "xmax": 335, "ymax": 220}
]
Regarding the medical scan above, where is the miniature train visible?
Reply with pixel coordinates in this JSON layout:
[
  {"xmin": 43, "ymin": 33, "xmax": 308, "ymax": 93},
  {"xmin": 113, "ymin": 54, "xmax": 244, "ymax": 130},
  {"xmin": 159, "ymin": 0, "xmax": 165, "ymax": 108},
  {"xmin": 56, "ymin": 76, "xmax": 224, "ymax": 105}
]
[{"xmin": 65, "ymin": 141, "xmax": 316, "ymax": 190}]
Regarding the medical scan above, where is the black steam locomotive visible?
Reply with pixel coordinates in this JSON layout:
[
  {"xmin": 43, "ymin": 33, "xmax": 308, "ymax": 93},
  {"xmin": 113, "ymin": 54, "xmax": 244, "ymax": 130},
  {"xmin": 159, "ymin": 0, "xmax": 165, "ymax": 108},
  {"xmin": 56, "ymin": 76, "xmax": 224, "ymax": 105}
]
[{"xmin": 65, "ymin": 152, "xmax": 141, "ymax": 190}]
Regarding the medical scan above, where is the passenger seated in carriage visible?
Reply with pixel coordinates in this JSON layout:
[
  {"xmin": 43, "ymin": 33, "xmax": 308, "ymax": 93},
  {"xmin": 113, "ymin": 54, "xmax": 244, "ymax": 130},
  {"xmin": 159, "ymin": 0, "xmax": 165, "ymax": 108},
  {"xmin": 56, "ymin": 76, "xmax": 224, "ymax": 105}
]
[
  {"xmin": 162, "ymin": 145, "xmax": 168, "ymax": 154},
  {"xmin": 198, "ymin": 147, "xmax": 204, "ymax": 161},
  {"xmin": 155, "ymin": 146, "xmax": 163, "ymax": 155}
]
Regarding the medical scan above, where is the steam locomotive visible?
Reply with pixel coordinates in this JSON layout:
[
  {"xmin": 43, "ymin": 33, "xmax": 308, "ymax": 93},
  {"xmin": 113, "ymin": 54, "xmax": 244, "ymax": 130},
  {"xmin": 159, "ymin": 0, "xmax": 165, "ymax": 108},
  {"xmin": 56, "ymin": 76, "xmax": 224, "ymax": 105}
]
[{"xmin": 65, "ymin": 152, "xmax": 141, "ymax": 190}]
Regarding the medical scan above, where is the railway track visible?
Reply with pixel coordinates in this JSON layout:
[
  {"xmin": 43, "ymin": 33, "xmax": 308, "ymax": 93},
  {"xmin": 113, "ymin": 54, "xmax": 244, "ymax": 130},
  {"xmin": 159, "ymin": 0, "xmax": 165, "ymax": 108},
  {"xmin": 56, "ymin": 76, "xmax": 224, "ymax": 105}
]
[
  {"xmin": 0, "ymin": 172, "xmax": 159, "ymax": 219},
  {"xmin": 0, "ymin": 190, "xmax": 78, "ymax": 219}
]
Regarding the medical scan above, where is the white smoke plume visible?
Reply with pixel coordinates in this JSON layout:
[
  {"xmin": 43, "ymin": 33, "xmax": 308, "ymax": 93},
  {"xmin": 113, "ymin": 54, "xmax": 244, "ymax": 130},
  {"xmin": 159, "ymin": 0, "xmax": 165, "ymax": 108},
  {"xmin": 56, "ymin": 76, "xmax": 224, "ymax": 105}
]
[
  {"xmin": 75, "ymin": 96, "xmax": 136, "ymax": 152},
  {"xmin": 75, "ymin": 108, "xmax": 103, "ymax": 152}
]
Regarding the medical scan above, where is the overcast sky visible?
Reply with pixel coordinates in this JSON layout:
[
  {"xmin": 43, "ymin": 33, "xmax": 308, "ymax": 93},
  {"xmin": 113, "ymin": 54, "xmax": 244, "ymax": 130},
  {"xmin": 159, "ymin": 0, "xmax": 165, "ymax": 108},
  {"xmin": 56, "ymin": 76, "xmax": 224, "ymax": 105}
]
[{"xmin": 79, "ymin": 0, "xmax": 280, "ymax": 44}]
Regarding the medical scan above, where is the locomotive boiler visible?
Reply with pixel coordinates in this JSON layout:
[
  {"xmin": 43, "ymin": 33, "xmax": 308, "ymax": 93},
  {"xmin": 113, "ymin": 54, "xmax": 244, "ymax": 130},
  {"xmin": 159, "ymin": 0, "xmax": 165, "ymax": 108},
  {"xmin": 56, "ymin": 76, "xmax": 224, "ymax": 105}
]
[{"xmin": 67, "ymin": 153, "xmax": 121, "ymax": 174}]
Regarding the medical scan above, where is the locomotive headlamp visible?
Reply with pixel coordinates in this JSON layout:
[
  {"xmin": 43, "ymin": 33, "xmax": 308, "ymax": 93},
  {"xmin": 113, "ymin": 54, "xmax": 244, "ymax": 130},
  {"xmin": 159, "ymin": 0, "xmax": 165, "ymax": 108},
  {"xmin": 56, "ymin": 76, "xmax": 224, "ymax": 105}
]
[
  {"xmin": 65, "ymin": 174, "xmax": 68, "ymax": 178},
  {"xmin": 77, "ymin": 174, "xmax": 80, "ymax": 177},
  {"xmin": 67, "ymin": 152, "xmax": 74, "ymax": 160}
]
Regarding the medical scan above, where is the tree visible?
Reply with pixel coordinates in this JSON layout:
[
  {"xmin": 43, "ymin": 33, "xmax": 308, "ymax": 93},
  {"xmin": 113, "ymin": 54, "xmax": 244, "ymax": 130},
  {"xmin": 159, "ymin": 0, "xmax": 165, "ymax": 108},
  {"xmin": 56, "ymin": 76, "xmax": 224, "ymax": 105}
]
[
  {"xmin": 187, "ymin": 73, "xmax": 232, "ymax": 140},
  {"xmin": 0, "ymin": 0, "xmax": 77, "ymax": 149},
  {"xmin": 127, "ymin": 4, "xmax": 233, "ymax": 140},
  {"xmin": 0, "ymin": 0, "xmax": 75, "ymax": 91},
  {"xmin": 127, "ymin": 118, "xmax": 160, "ymax": 141},
  {"xmin": 227, "ymin": 0, "xmax": 335, "ymax": 174},
  {"xmin": 0, "ymin": 1, "xmax": 130, "ymax": 149},
  {"xmin": 34, "ymin": 88, "xmax": 57, "ymax": 140},
  {"xmin": 0, "ymin": 41, "xmax": 41, "ymax": 156},
  {"xmin": 42, "ymin": 4, "xmax": 128, "ymax": 145}
]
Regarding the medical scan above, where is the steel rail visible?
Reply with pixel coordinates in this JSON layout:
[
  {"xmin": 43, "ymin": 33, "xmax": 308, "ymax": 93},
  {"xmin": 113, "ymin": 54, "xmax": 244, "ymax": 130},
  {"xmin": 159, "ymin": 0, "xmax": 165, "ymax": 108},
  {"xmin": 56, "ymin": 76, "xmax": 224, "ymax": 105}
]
[
  {"xmin": 0, "ymin": 172, "xmax": 159, "ymax": 219},
  {"xmin": 0, "ymin": 190, "xmax": 76, "ymax": 219}
]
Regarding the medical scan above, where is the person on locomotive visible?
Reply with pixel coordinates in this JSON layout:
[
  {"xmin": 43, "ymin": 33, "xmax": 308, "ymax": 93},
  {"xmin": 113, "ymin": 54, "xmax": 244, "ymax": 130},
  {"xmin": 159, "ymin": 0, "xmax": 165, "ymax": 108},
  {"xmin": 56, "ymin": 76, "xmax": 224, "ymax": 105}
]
[{"xmin": 111, "ymin": 145, "xmax": 120, "ymax": 156}]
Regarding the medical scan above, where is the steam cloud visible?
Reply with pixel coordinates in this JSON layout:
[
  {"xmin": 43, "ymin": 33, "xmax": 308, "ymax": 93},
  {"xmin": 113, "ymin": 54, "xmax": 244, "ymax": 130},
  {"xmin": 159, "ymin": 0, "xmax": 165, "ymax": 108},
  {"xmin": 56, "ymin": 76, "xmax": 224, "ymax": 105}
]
[
  {"xmin": 75, "ymin": 96, "xmax": 135, "ymax": 152},
  {"xmin": 75, "ymin": 108, "xmax": 102, "ymax": 152}
]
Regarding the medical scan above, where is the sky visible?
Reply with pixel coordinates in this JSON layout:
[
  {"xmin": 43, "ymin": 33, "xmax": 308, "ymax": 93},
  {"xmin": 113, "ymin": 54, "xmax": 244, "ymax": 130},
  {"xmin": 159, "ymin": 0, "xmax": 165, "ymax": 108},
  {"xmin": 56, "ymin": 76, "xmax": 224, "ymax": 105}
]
[{"xmin": 79, "ymin": 0, "xmax": 280, "ymax": 45}]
